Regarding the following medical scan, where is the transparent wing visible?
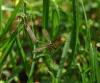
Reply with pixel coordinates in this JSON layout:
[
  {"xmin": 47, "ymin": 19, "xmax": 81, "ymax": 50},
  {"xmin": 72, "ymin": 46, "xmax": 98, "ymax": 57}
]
[{"xmin": 42, "ymin": 29, "xmax": 51, "ymax": 43}]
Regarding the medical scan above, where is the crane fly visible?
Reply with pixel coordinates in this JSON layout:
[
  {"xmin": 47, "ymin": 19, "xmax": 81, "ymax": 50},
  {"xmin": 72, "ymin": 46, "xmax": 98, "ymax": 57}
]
[
  {"xmin": 18, "ymin": 14, "xmax": 65, "ymax": 53},
  {"xmin": 33, "ymin": 29, "xmax": 65, "ymax": 53}
]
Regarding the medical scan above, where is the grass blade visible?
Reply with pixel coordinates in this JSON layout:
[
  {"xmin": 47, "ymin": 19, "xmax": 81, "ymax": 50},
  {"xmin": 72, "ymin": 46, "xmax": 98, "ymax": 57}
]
[
  {"xmin": 69, "ymin": 0, "xmax": 79, "ymax": 64},
  {"xmin": 43, "ymin": 0, "xmax": 50, "ymax": 29},
  {"xmin": 79, "ymin": 0, "xmax": 91, "ymax": 49},
  {"xmin": 89, "ymin": 43, "xmax": 100, "ymax": 83},
  {"xmin": 51, "ymin": 0, "xmax": 60, "ymax": 38},
  {"xmin": 0, "ymin": 0, "xmax": 23, "ymax": 37},
  {"xmin": 16, "ymin": 36, "xmax": 26, "ymax": 64},
  {"xmin": 56, "ymin": 33, "xmax": 71, "ymax": 83},
  {"xmin": 51, "ymin": 3, "xmax": 60, "ymax": 38},
  {"xmin": 0, "ymin": 34, "xmax": 16, "ymax": 68},
  {"xmin": 28, "ymin": 61, "xmax": 35, "ymax": 82}
]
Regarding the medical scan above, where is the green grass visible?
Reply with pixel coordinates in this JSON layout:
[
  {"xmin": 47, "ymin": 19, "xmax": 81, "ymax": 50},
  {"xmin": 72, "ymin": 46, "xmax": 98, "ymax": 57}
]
[
  {"xmin": 43, "ymin": 0, "xmax": 50, "ymax": 29},
  {"xmin": 0, "ymin": 0, "xmax": 23, "ymax": 37},
  {"xmin": 0, "ymin": 0, "xmax": 100, "ymax": 83}
]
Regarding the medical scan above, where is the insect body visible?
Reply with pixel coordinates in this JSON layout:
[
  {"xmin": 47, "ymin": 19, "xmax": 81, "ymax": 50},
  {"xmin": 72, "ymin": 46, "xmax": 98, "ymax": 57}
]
[{"xmin": 33, "ymin": 30, "xmax": 65, "ymax": 53}]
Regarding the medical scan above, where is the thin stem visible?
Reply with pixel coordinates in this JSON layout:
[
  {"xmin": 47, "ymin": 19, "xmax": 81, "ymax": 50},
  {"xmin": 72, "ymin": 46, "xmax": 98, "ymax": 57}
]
[{"xmin": 79, "ymin": 0, "xmax": 91, "ymax": 49}]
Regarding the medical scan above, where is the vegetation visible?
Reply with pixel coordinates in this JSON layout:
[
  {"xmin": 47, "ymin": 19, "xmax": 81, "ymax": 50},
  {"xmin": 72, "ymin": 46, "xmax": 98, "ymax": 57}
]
[{"xmin": 0, "ymin": 0, "xmax": 100, "ymax": 83}]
